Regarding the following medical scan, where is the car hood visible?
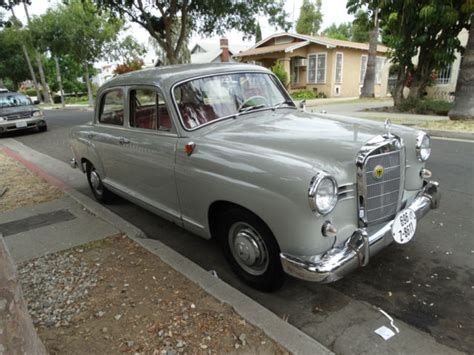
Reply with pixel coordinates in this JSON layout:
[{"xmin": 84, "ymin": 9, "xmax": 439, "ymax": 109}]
[
  {"xmin": 0, "ymin": 105, "xmax": 37, "ymax": 116},
  {"xmin": 200, "ymin": 109, "xmax": 415, "ymax": 183}
]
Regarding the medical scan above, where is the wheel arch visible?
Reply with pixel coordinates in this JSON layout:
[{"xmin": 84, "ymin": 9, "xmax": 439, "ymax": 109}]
[{"xmin": 207, "ymin": 200, "xmax": 277, "ymax": 244}]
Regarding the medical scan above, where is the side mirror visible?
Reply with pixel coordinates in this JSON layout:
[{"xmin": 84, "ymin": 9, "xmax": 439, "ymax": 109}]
[
  {"xmin": 299, "ymin": 99, "xmax": 306, "ymax": 112},
  {"xmin": 33, "ymin": 100, "xmax": 40, "ymax": 105}
]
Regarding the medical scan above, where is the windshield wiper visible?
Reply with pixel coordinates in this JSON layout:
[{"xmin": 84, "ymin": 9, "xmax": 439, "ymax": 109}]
[
  {"xmin": 272, "ymin": 100, "xmax": 294, "ymax": 111},
  {"xmin": 238, "ymin": 104, "xmax": 266, "ymax": 114}
]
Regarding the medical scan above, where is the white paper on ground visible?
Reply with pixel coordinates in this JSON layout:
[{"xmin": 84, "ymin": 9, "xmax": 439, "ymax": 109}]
[{"xmin": 375, "ymin": 325, "xmax": 396, "ymax": 340}]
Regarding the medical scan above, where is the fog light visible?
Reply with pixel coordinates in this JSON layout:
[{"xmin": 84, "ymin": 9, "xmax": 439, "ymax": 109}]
[
  {"xmin": 420, "ymin": 168, "xmax": 432, "ymax": 179},
  {"xmin": 322, "ymin": 221, "xmax": 337, "ymax": 238}
]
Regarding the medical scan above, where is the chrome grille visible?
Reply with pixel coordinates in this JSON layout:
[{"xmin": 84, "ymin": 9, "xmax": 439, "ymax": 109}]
[
  {"xmin": 364, "ymin": 150, "xmax": 401, "ymax": 225},
  {"xmin": 356, "ymin": 135, "xmax": 403, "ymax": 227},
  {"xmin": 6, "ymin": 112, "xmax": 32, "ymax": 121}
]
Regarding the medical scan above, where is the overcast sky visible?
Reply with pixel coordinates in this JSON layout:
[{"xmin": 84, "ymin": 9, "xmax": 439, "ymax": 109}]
[{"xmin": 10, "ymin": 0, "xmax": 354, "ymax": 65}]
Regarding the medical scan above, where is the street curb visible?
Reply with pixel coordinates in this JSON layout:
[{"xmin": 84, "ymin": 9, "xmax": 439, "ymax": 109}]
[
  {"xmin": 0, "ymin": 140, "xmax": 332, "ymax": 354},
  {"xmin": 65, "ymin": 188, "xmax": 333, "ymax": 355},
  {"xmin": 418, "ymin": 128, "xmax": 474, "ymax": 141},
  {"xmin": 41, "ymin": 106, "xmax": 93, "ymax": 112}
]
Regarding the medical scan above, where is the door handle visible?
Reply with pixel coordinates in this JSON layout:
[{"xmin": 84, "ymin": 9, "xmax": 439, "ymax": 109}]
[{"xmin": 118, "ymin": 137, "xmax": 130, "ymax": 145}]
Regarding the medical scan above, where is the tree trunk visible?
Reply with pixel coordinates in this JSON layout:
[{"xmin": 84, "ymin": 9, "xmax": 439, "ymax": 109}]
[
  {"xmin": 23, "ymin": 1, "xmax": 51, "ymax": 104},
  {"xmin": 21, "ymin": 45, "xmax": 42, "ymax": 101},
  {"xmin": 449, "ymin": 22, "xmax": 474, "ymax": 120},
  {"xmin": 34, "ymin": 53, "xmax": 51, "ymax": 104},
  {"xmin": 393, "ymin": 73, "xmax": 407, "ymax": 107},
  {"xmin": 54, "ymin": 57, "xmax": 65, "ymax": 108},
  {"xmin": 9, "ymin": 7, "xmax": 41, "ymax": 100},
  {"xmin": 360, "ymin": 9, "xmax": 379, "ymax": 98},
  {"xmin": 83, "ymin": 62, "xmax": 94, "ymax": 107},
  {"xmin": 407, "ymin": 52, "xmax": 432, "ymax": 100}
]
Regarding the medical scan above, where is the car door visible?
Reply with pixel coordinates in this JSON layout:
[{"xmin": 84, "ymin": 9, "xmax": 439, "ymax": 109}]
[
  {"xmin": 110, "ymin": 85, "xmax": 181, "ymax": 222},
  {"xmin": 92, "ymin": 87, "xmax": 128, "ymax": 181}
]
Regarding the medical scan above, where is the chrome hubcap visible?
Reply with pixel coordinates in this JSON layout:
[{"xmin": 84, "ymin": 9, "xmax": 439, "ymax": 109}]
[
  {"xmin": 90, "ymin": 170, "xmax": 103, "ymax": 195},
  {"xmin": 228, "ymin": 222, "xmax": 269, "ymax": 276}
]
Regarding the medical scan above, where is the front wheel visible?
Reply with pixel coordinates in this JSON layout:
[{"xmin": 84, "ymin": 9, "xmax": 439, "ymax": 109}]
[
  {"xmin": 218, "ymin": 208, "xmax": 284, "ymax": 292},
  {"xmin": 86, "ymin": 163, "xmax": 113, "ymax": 203}
]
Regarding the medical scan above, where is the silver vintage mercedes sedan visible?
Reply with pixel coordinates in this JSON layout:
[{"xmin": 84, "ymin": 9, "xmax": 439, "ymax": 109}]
[{"xmin": 70, "ymin": 63, "xmax": 440, "ymax": 291}]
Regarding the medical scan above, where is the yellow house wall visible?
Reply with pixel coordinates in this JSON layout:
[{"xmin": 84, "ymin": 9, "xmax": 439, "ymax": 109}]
[{"xmin": 238, "ymin": 43, "xmax": 390, "ymax": 98}]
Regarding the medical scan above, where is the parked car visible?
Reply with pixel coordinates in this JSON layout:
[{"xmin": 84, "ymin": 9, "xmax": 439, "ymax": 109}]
[
  {"xmin": 0, "ymin": 88, "xmax": 9, "ymax": 93},
  {"xmin": 0, "ymin": 92, "xmax": 47, "ymax": 135},
  {"xmin": 69, "ymin": 63, "xmax": 440, "ymax": 291}
]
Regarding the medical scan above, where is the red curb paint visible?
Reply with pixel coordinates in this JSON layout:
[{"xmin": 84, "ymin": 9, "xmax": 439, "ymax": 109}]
[{"xmin": 1, "ymin": 147, "xmax": 69, "ymax": 191}]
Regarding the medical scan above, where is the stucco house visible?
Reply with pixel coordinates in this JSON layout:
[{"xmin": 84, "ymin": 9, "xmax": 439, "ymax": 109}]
[{"xmin": 234, "ymin": 32, "xmax": 391, "ymax": 98}]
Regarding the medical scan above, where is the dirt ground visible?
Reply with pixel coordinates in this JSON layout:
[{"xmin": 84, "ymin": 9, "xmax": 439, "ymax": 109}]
[
  {"xmin": 0, "ymin": 150, "xmax": 63, "ymax": 212},
  {"xmin": 23, "ymin": 235, "xmax": 288, "ymax": 354}
]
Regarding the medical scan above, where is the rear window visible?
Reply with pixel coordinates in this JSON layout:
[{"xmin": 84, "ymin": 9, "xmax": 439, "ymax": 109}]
[{"xmin": 129, "ymin": 88, "xmax": 172, "ymax": 131}]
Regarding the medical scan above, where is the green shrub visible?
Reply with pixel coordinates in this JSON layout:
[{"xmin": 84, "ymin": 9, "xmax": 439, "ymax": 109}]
[
  {"xmin": 20, "ymin": 88, "xmax": 38, "ymax": 97},
  {"xmin": 64, "ymin": 96, "xmax": 89, "ymax": 105},
  {"xmin": 315, "ymin": 92, "xmax": 327, "ymax": 99},
  {"xmin": 398, "ymin": 98, "xmax": 453, "ymax": 116},
  {"xmin": 290, "ymin": 90, "xmax": 316, "ymax": 100},
  {"xmin": 270, "ymin": 60, "xmax": 289, "ymax": 87}
]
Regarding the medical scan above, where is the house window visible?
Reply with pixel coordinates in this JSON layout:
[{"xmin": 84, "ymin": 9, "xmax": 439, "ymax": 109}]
[
  {"xmin": 335, "ymin": 53, "xmax": 343, "ymax": 84},
  {"xmin": 360, "ymin": 55, "xmax": 368, "ymax": 83},
  {"xmin": 375, "ymin": 57, "xmax": 385, "ymax": 84},
  {"xmin": 291, "ymin": 63, "xmax": 299, "ymax": 84},
  {"xmin": 436, "ymin": 63, "xmax": 452, "ymax": 84},
  {"xmin": 360, "ymin": 55, "xmax": 385, "ymax": 84},
  {"xmin": 308, "ymin": 53, "xmax": 327, "ymax": 84}
]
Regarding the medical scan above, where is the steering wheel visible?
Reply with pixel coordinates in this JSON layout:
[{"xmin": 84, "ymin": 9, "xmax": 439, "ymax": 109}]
[{"xmin": 237, "ymin": 95, "xmax": 268, "ymax": 111}]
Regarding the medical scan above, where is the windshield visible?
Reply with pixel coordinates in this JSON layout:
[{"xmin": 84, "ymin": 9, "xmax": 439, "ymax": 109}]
[
  {"xmin": 173, "ymin": 72, "xmax": 294, "ymax": 130},
  {"xmin": 0, "ymin": 94, "xmax": 32, "ymax": 108}
]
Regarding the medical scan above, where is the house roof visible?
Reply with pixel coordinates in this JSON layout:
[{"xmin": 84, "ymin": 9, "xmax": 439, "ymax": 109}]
[
  {"xmin": 234, "ymin": 32, "xmax": 389, "ymax": 58},
  {"xmin": 190, "ymin": 42, "xmax": 250, "ymax": 63}
]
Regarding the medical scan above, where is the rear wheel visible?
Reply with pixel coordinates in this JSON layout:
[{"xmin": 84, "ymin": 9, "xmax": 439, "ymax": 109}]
[
  {"xmin": 217, "ymin": 207, "xmax": 284, "ymax": 292},
  {"xmin": 86, "ymin": 163, "xmax": 113, "ymax": 203}
]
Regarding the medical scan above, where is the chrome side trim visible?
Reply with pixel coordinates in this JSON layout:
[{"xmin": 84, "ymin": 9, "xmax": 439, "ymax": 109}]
[{"xmin": 280, "ymin": 180, "xmax": 441, "ymax": 283}]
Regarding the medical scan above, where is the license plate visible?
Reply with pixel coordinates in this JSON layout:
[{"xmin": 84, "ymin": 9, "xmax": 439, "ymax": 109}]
[
  {"xmin": 392, "ymin": 208, "xmax": 417, "ymax": 244},
  {"xmin": 16, "ymin": 121, "xmax": 27, "ymax": 128}
]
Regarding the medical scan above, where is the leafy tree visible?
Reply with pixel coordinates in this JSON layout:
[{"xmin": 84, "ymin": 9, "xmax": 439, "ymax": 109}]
[
  {"xmin": 348, "ymin": 1, "xmax": 381, "ymax": 98},
  {"xmin": 296, "ymin": 0, "xmax": 323, "ymax": 36},
  {"xmin": 382, "ymin": 0, "xmax": 473, "ymax": 105},
  {"xmin": 95, "ymin": 0, "xmax": 290, "ymax": 65},
  {"xmin": 323, "ymin": 22, "xmax": 352, "ymax": 40},
  {"xmin": 351, "ymin": 10, "xmax": 370, "ymax": 42},
  {"xmin": 1, "ymin": 1, "xmax": 42, "ymax": 100},
  {"xmin": 0, "ymin": 21, "xmax": 31, "ymax": 90},
  {"xmin": 42, "ymin": 55, "xmax": 89, "ymax": 94},
  {"xmin": 148, "ymin": 18, "xmax": 190, "ymax": 65},
  {"xmin": 255, "ymin": 23, "xmax": 262, "ymax": 43},
  {"xmin": 22, "ymin": 1, "xmax": 52, "ymax": 103},
  {"xmin": 449, "ymin": 20, "xmax": 473, "ymax": 120},
  {"xmin": 113, "ymin": 58, "xmax": 144, "ymax": 75},
  {"xmin": 51, "ymin": 0, "xmax": 130, "ymax": 106}
]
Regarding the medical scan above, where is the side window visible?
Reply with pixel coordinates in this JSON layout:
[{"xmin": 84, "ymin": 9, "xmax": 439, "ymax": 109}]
[
  {"xmin": 99, "ymin": 89, "xmax": 124, "ymax": 125},
  {"xmin": 130, "ymin": 88, "xmax": 172, "ymax": 131}
]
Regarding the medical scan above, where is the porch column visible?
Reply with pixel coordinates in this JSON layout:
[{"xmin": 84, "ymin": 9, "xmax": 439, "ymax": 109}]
[{"xmin": 280, "ymin": 57, "xmax": 291, "ymax": 87}]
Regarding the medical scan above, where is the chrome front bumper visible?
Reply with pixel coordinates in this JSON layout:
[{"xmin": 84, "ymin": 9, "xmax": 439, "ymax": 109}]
[
  {"xmin": 280, "ymin": 181, "xmax": 441, "ymax": 283},
  {"xmin": 0, "ymin": 117, "xmax": 46, "ymax": 133}
]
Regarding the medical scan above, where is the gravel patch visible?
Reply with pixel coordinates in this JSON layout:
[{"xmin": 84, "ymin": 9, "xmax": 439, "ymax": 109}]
[{"xmin": 19, "ymin": 250, "xmax": 99, "ymax": 328}]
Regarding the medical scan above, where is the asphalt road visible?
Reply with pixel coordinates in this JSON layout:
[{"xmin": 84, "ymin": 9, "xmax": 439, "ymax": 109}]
[{"xmin": 8, "ymin": 109, "xmax": 474, "ymax": 353}]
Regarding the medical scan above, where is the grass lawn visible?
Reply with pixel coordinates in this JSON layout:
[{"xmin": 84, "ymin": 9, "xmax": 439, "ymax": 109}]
[{"xmin": 353, "ymin": 115, "xmax": 474, "ymax": 132}]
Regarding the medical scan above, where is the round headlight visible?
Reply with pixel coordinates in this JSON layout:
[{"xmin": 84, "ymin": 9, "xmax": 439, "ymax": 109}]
[
  {"xmin": 416, "ymin": 132, "xmax": 431, "ymax": 161},
  {"xmin": 308, "ymin": 173, "xmax": 338, "ymax": 215}
]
